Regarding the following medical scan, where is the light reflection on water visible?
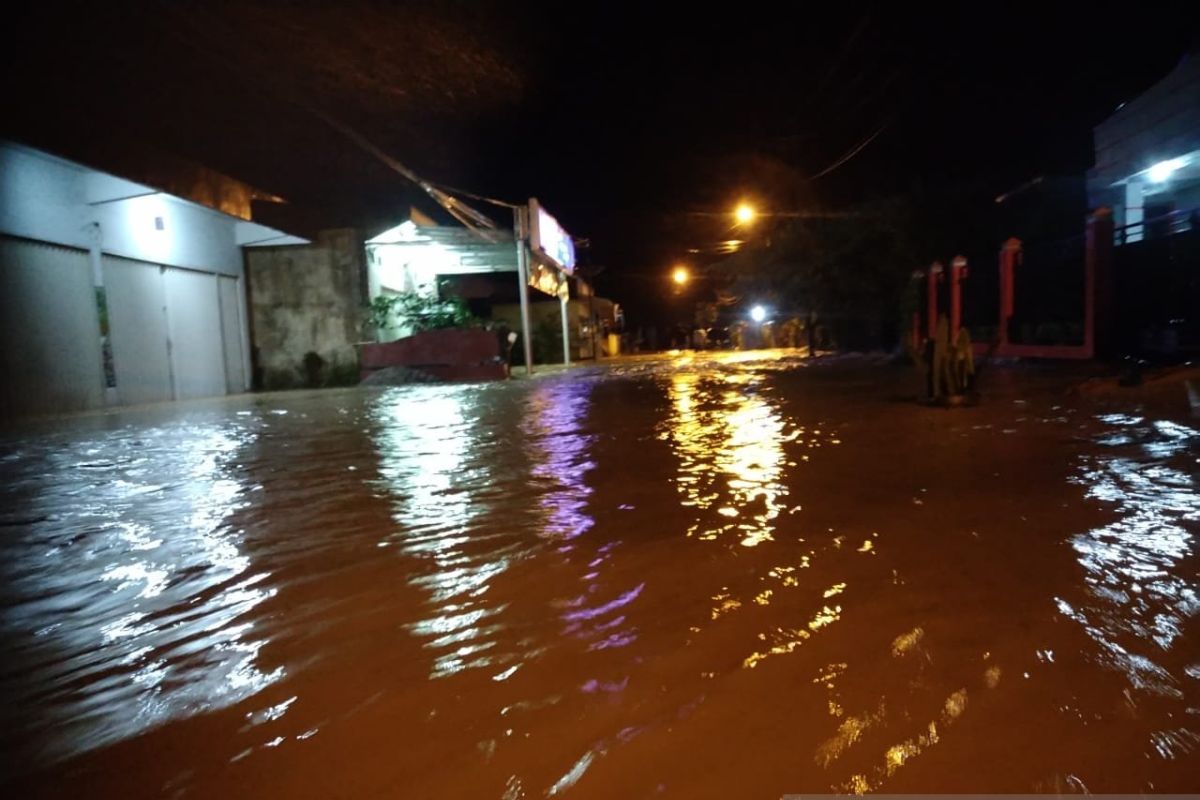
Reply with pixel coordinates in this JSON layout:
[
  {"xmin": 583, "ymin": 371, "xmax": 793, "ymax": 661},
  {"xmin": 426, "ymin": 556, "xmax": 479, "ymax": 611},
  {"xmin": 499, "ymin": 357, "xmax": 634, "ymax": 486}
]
[
  {"xmin": 0, "ymin": 421, "xmax": 278, "ymax": 763},
  {"xmin": 1063, "ymin": 415, "xmax": 1199, "ymax": 739},
  {"xmin": 373, "ymin": 387, "xmax": 519, "ymax": 680},
  {"xmin": 661, "ymin": 370, "xmax": 794, "ymax": 547},
  {"xmin": 524, "ymin": 378, "xmax": 597, "ymax": 545},
  {"xmin": 523, "ymin": 378, "xmax": 644, "ymax": 656},
  {"xmin": 0, "ymin": 353, "xmax": 1197, "ymax": 796}
]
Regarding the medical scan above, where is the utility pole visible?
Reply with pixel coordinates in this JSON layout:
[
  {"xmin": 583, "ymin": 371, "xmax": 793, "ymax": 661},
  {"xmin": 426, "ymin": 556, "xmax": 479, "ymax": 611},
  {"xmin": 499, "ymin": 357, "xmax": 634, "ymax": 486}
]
[
  {"xmin": 559, "ymin": 280, "xmax": 571, "ymax": 366},
  {"xmin": 514, "ymin": 205, "xmax": 535, "ymax": 375},
  {"xmin": 588, "ymin": 280, "xmax": 597, "ymax": 360}
]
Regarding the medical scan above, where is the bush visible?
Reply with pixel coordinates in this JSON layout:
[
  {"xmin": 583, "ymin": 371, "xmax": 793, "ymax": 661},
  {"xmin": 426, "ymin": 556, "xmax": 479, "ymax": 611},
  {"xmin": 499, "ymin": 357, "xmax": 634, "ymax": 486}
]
[{"xmin": 366, "ymin": 291, "xmax": 480, "ymax": 336}]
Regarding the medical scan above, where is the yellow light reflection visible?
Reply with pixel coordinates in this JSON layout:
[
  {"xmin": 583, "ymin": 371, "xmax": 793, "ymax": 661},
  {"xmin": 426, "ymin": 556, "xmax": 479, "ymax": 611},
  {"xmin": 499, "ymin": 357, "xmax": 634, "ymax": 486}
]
[
  {"xmin": 823, "ymin": 582, "xmax": 847, "ymax": 599},
  {"xmin": 662, "ymin": 371, "xmax": 789, "ymax": 547},
  {"xmin": 890, "ymin": 627, "xmax": 924, "ymax": 657},
  {"xmin": 743, "ymin": 604, "xmax": 842, "ymax": 669},
  {"xmin": 830, "ymin": 687, "xmax": 969, "ymax": 791},
  {"xmin": 815, "ymin": 705, "xmax": 885, "ymax": 767}
]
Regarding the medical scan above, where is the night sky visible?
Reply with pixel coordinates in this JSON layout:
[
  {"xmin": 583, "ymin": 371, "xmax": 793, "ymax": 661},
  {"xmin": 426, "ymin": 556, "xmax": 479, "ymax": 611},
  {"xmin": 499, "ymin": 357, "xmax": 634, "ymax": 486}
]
[{"xmin": 4, "ymin": 2, "xmax": 1195, "ymax": 314}]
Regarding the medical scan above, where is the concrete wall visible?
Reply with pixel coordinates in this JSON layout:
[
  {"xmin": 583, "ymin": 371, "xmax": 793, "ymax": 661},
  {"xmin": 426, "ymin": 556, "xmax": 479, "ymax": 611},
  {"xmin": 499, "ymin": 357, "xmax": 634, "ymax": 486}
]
[{"xmin": 245, "ymin": 229, "xmax": 367, "ymax": 389}]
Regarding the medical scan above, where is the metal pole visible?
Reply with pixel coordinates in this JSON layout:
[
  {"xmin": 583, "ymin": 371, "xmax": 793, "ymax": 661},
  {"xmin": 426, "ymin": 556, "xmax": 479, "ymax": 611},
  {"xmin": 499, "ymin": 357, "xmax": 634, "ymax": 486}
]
[
  {"xmin": 560, "ymin": 282, "xmax": 571, "ymax": 366},
  {"xmin": 514, "ymin": 206, "xmax": 535, "ymax": 375},
  {"xmin": 588, "ymin": 283, "xmax": 597, "ymax": 360}
]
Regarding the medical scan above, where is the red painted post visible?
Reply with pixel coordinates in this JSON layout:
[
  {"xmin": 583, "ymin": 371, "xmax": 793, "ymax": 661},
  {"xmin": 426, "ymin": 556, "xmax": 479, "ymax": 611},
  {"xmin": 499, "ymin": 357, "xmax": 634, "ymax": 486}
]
[
  {"xmin": 950, "ymin": 255, "xmax": 967, "ymax": 340},
  {"xmin": 998, "ymin": 238, "xmax": 1021, "ymax": 346},
  {"xmin": 927, "ymin": 261, "xmax": 943, "ymax": 339}
]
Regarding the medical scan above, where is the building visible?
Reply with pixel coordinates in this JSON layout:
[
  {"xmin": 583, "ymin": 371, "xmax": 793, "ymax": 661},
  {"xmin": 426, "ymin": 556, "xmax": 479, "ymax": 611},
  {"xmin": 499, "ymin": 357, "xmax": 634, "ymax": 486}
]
[
  {"xmin": 0, "ymin": 141, "xmax": 304, "ymax": 419},
  {"xmin": 1088, "ymin": 51, "xmax": 1200, "ymax": 243},
  {"xmin": 367, "ymin": 217, "xmax": 619, "ymax": 361},
  {"xmin": 491, "ymin": 291, "xmax": 620, "ymax": 362},
  {"xmin": 365, "ymin": 219, "xmax": 520, "ymax": 329},
  {"xmin": 243, "ymin": 210, "xmax": 608, "ymax": 380}
]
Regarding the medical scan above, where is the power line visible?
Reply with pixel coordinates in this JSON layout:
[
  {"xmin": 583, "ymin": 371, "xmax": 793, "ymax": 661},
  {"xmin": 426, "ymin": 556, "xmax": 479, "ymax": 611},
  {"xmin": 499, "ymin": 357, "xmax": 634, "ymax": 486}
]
[
  {"xmin": 157, "ymin": 1, "xmax": 505, "ymax": 239},
  {"xmin": 810, "ymin": 120, "xmax": 889, "ymax": 180}
]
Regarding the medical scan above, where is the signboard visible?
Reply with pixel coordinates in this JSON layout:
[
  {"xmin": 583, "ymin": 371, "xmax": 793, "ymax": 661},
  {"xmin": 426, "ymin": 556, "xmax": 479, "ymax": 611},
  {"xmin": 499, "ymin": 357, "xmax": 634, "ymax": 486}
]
[{"xmin": 528, "ymin": 198, "xmax": 576, "ymax": 275}]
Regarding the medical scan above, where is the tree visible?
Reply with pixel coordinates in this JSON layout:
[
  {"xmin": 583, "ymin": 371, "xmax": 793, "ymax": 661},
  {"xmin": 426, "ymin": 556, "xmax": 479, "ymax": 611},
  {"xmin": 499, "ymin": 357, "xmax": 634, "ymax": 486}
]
[{"xmin": 708, "ymin": 194, "xmax": 921, "ymax": 348}]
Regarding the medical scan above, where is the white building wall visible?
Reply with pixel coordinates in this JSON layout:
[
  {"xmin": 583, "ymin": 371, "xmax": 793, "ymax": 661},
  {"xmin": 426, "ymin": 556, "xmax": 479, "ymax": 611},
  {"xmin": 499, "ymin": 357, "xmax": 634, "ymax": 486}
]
[
  {"xmin": 1, "ymin": 143, "xmax": 245, "ymax": 276},
  {"xmin": 0, "ymin": 142, "xmax": 282, "ymax": 417},
  {"xmin": 0, "ymin": 145, "xmax": 90, "ymax": 249},
  {"xmin": 92, "ymin": 193, "xmax": 242, "ymax": 276}
]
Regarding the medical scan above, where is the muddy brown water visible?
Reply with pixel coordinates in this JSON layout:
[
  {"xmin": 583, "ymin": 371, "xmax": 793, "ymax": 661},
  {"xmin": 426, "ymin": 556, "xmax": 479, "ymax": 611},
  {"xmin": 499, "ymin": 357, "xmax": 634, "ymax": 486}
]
[{"xmin": 1, "ymin": 352, "xmax": 1197, "ymax": 797}]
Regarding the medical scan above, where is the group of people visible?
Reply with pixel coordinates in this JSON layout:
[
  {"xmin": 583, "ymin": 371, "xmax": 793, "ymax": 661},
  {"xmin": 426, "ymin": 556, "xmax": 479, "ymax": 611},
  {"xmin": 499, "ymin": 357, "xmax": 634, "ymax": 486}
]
[{"xmin": 915, "ymin": 315, "xmax": 976, "ymax": 403}]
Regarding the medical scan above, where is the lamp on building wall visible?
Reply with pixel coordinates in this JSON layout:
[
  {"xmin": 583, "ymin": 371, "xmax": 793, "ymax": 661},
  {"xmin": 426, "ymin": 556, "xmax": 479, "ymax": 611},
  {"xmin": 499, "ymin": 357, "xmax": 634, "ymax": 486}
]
[{"xmin": 1148, "ymin": 157, "xmax": 1187, "ymax": 183}]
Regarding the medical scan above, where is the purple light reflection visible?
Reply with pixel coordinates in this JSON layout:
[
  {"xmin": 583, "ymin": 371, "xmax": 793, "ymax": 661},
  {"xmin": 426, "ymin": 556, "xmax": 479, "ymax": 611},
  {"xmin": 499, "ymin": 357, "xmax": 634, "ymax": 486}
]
[
  {"xmin": 523, "ymin": 379, "xmax": 597, "ymax": 543},
  {"xmin": 562, "ymin": 584, "xmax": 645, "ymax": 622}
]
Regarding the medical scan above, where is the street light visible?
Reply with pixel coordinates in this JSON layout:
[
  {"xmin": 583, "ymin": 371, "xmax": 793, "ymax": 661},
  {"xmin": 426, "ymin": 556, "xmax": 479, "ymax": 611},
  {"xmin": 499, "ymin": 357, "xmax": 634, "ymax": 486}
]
[
  {"xmin": 735, "ymin": 203, "xmax": 756, "ymax": 225},
  {"xmin": 750, "ymin": 304, "xmax": 767, "ymax": 323},
  {"xmin": 672, "ymin": 265, "xmax": 690, "ymax": 286}
]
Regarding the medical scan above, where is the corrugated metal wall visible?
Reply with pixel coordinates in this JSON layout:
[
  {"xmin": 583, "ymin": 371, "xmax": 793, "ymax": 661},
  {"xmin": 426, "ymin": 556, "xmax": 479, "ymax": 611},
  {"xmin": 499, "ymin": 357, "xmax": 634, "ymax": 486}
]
[
  {"xmin": 217, "ymin": 275, "xmax": 246, "ymax": 393},
  {"xmin": 104, "ymin": 255, "xmax": 173, "ymax": 405},
  {"xmin": 163, "ymin": 268, "xmax": 227, "ymax": 400},
  {"xmin": 0, "ymin": 237, "xmax": 105, "ymax": 418},
  {"xmin": 2, "ymin": 237, "xmax": 250, "ymax": 420}
]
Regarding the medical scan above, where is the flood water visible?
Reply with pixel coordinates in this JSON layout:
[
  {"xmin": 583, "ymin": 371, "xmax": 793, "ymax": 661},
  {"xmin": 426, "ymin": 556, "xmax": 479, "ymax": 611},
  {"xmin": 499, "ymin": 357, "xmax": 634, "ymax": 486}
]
[{"xmin": 1, "ymin": 352, "xmax": 1197, "ymax": 797}]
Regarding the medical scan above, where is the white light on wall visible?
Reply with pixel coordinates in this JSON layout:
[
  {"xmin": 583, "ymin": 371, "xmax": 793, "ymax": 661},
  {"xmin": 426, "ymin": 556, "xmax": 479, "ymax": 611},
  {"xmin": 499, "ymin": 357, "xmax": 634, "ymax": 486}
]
[
  {"xmin": 123, "ymin": 193, "xmax": 174, "ymax": 263},
  {"xmin": 1148, "ymin": 157, "xmax": 1187, "ymax": 183},
  {"xmin": 750, "ymin": 305, "xmax": 767, "ymax": 323}
]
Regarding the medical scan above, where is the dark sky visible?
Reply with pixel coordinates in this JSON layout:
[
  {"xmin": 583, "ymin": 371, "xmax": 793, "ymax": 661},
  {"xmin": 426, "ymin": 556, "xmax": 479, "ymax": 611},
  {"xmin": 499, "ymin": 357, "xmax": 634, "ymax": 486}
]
[{"xmin": 4, "ymin": 2, "xmax": 1195, "ymax": 309}]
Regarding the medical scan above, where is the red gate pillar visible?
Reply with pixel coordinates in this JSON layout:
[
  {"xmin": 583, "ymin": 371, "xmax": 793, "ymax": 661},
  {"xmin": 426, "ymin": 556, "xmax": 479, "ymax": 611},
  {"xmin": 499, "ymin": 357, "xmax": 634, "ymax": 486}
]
[
  {"xmin": 998, "ymin": 238, "xmax": 1021, "ymax": 347},
  {"xmin": 927, "ymin": 261, "xmax": 943, "ymax": 339},
  {"xmin": 950, "ymin": 255, "xmax": 967, "ymax": 340},
  {"xmin": 1085, "ymin": 208, "xmax": 1114, "ymax": 358}
]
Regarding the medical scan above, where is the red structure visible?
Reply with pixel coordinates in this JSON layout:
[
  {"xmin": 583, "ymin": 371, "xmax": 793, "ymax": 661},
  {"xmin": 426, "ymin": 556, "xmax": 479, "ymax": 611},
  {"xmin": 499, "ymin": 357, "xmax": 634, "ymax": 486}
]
[
  {"xmin": 360, "ymin": 329, "xmax": 509, "ymax": 382},
  {"xmin": 997, "ymin": 238, "xmax": 1021, "ymax": 347},
  {"xmin": 949, "ymin": 255, "xmax": 967, "ymax": 340},
  {"xmin": 978, "ymin": 213, "xmax": 1112, "ymax": 360},
  {"xmin": 926, "ymin": 261, "xmax": 944, "ymax": 339},
  {"xmin": 916, "ymin": 212, "xmax": 1114, "ymax": 361}
]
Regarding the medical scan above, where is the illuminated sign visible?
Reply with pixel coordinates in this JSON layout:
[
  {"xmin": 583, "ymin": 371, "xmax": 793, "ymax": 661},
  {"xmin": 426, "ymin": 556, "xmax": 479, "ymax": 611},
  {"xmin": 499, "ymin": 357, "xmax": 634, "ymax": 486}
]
[{"xmin": 528, "ymin": 198, "xmax": 576, "ymax": 274}]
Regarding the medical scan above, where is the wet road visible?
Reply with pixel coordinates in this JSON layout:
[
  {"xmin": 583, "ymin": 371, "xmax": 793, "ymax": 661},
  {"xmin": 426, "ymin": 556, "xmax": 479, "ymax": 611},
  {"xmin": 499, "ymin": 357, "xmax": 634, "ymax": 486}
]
[{"xmin": 1, "ymin": 352, "xmax": 1197, "ymax": 796}]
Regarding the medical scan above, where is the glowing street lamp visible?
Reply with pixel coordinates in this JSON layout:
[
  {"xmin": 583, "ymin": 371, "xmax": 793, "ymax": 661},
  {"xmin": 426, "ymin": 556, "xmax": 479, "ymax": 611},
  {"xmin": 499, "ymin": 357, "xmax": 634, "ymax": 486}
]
[
  {"xmin": 750, "ymin": 304, "xmax": 767, "ymax": 323},
  {"xmin": 672, "ymin": 265, "xmax": 690, "ymax": 286},
  {"xmin": 734, "ymin": 203, "xmax": 757, "ymax": 225}
]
